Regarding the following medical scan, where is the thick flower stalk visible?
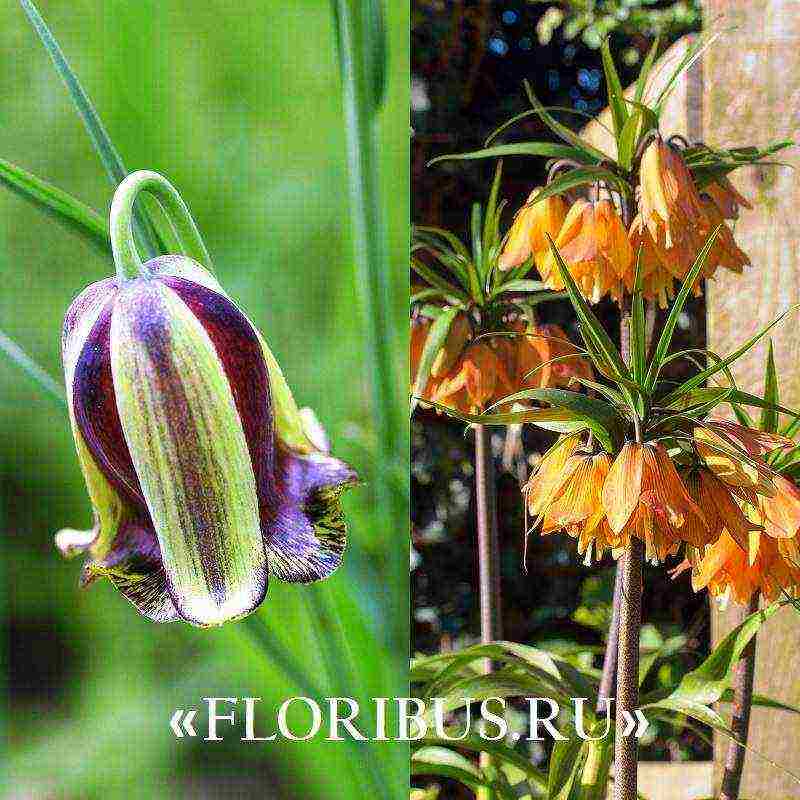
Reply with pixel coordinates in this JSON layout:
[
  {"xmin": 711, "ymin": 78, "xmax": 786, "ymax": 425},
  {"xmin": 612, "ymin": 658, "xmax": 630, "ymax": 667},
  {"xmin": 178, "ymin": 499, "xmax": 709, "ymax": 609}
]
[{"xmin": 57, "ymin": 172, "xmax": 356, "ymax": 627}]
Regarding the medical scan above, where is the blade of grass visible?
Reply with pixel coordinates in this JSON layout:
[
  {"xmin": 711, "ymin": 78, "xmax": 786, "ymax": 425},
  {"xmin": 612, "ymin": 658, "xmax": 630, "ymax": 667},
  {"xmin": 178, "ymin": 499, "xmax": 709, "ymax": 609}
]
[
  {"xmin": 0, "ymin": 157, "xmax": 109, "ymax": 255},
  {"xmin": 19, "ymin": 0, "xmax": 164, "ymax": 259},
  {"xmin": 331, "ymin": 0, "xmax": 405, "ymax": 764}
]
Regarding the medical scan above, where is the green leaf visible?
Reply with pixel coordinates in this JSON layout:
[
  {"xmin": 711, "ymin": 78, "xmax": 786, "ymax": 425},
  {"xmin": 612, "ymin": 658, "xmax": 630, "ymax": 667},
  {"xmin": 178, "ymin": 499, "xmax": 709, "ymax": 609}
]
[
  {"xmin": 760, "ymin": 340, "xmax": 779, "ymax": 433},
  {"xmin": 413, "ymin": 736, "xmax": 548, "ymax": 796},
  {"xmin": 19, "ymin": 0, "xmax": 163, "ymax": 259},
  {"xmin": 634, "ymin": 36, "xmax": 661, "ymax": 105},
  {"xmin": 412, "ymin": 747, "xmax": 484, "ymax": 789},
  {"xmin": 485, "ymin": 107, "xmax": 614, "ymax": 148},
  {"xmin": 410, "ymin": 306, "xmax": 460, "ymax": 415},
  {"xmin": 493, "ymin": 279, "xmax": 550, "ymax": 295},
  {"xmin": 533, "ymin": 167, "xmax": 631, "ymax": 206},
  {"xmin": 662, "ymin": 306, "xmax": 799, "ymax": 406},
  {"xmin": 483, "ymin": 160, "xmax": 504, "ymax": 255},
  {"xmin": 645, "ymin": 228, "xmax": 721, "ymax": 392},
  {"xmin": 654, "ymin": 29, "xmax": 723, "ymax": 116},
  {"xmin": 0, "ymin": 157, "xmax": 109, "ymax": 255},
  {"xmin": 471, "ymin": 202, "xmax": 484, "ymax": 283},
  {"xmin": 524, "ymin": 81, "xmax": 611, "ymax": 164},
  {"xmin": 600, "ymin": 38, "xmax": 627, "ymax": 139},
  {"xmin": 576, "ymin": 738, "xmax": 612, "ymax": 800},
  {"xmin": 0, "ymin": 329, "xmax": 66, "ymax": 408},
  {"xmin": 630, "ymin": 249, "xmax": 646, "ymax": 384},
  {"xmin": 486, "ymin": 388, "xmax": 624, "ymax": 452},
  {"xmin": 548, "ymin": 737, "xmax": 586, "ymax": 800},
  {"xmin": 428, "ymin": 142, "xmax": 595, "ymax": 168},
  {"xmin": 721, "ymin": 690, "xmax": 800, "ymax": 716},
  {"xmin": 660, "ymin": 603, "xmax": 781, "ymax": 707},
  {"xmin": 411, "ymin": 257, "xmax": 469, "ymax": 303}
]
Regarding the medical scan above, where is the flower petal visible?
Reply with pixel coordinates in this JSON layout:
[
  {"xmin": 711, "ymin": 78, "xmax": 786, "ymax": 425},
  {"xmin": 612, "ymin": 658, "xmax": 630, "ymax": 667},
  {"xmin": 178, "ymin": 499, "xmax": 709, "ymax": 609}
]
[
  {"xmin": 266, "ymin": 449, "xmax": 358, "ymax": 583},
  {"xmin": 602, "ymin": 442, "xmax": 643, "ymax": 533},
  {"xmin": 110, "ymin": 280, "xmax": 267, "ymax": 627}
]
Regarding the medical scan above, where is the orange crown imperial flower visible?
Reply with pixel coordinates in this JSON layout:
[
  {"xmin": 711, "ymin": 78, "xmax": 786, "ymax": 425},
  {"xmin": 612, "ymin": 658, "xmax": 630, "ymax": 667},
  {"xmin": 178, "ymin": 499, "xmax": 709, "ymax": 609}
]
[
  {"xmin": 602, "ymin": 441, "xmax": 709, "ymax": 562},
  {"xmin": 539, "ymin": 199, "xmax": 632, "ymax": 303},
  {"xmin": 499, "ymin": 188, "xmax": 568, "ymax": 271},
  {"xmin": 693, "ymin": 421, "xmax": 791, "ymax": 497},
  {"xmin": 677, "ymin": 529, "xmax": 800, "ymax": 606},
  {"xmin": 755, "ymin": 473, "xmax": 800, "ymax": 539},
  {"xmin": 638, "ymin": 136, "xmax": 709, "ymax": 252}
]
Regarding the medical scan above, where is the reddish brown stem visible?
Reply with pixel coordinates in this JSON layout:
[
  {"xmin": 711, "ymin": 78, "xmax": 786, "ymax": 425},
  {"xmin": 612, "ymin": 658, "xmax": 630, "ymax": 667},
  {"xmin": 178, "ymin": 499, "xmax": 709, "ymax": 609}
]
[{"xmin": 720, "ymin": 592, "xmax": 760, "ymax": 800}]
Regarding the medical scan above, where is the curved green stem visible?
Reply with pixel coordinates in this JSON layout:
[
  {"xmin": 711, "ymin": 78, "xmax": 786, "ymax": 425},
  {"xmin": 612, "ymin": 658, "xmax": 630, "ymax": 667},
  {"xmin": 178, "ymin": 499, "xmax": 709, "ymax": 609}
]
[{"xmin": 110, "ymin": 170, "xmax": 212, "ymax": 281}]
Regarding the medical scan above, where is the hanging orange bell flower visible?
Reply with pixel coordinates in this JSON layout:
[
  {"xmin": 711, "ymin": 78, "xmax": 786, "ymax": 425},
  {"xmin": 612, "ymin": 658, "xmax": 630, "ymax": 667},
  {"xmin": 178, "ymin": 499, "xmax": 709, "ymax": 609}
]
[
  {"xmin": 531, "ymin": 449, "xmax": 624, "ymax": 562},
  {"xmin": 676, "ymin": 529, "xmax": 800, "ymax": 605},
  {"xmin": 509, "ymin": 320, "xmax": 553, "ymax": 390},
  {"xmin": 638, "ymin": 136, "xmax": 709, "ymax": 252},
  {"xmin": 430, "ymin": 312, "xmax": 472, "ymax": 378},
  {"xmin": 432, "ymin": 341, "xmax": 514, "ymax": 414},
  {"xmin": 602, "ymin": 442, "xmax": 709, "ymax": 561},
  {"xmin": 756, "ymin": 473, "xmax": 800, "ymax": 539},
  {"xmin": 696, "ymin": 199, "xmax": 750, "ymax": 277},
  {"xmin": 683, "ymin": 468, "xmax": 757, "ymax": 547},
  {"xmin": 628, "ymin": 213, "xmax": 680, "ymax": 308},
  {"xmin": 703, "ymin": 176, "xmax": 752, "ymax": 221},
  {"xmin": 499, "ymin": 188, "xmax": 568, "ymax": 271},
  {"xmin": 411, "ymin": 318, "xmax": 432, "ymax": 386},
  {"xmin": 539, "ymin": 199, "xmax": 631, "ymax": 303},
  {"xmin": 693, "ymin": 421, "xmax": 790, "ymax": 497},
  {"xmin": 524, "ymin": 435, "xmax": 583, "ymax": 521}
]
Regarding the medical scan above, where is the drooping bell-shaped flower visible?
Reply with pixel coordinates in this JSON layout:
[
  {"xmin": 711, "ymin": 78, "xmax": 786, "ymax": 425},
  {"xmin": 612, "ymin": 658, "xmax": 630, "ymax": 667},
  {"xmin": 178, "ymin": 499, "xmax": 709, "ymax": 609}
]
[
  {"xmin": 499, "ymin": 187, "xmax": 568, "ymax": 271},
  {"xmin": 57, "ymin": 172, "xmax": 357, "ymax": 626}
]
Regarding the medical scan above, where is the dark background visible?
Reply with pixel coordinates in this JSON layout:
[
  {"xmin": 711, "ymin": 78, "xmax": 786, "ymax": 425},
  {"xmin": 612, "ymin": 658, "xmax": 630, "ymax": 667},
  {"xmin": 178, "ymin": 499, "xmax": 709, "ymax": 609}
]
[{"xmin": 411, "ymin": 2, "xmax": 709, "ymax": 791}]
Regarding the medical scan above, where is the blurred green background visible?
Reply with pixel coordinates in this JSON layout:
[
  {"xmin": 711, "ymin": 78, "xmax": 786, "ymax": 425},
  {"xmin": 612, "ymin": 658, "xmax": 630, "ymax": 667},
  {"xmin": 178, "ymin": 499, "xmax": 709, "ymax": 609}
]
[{"xmin": 0, "ymin": 1, "xmax": 407, "ymax": 798}]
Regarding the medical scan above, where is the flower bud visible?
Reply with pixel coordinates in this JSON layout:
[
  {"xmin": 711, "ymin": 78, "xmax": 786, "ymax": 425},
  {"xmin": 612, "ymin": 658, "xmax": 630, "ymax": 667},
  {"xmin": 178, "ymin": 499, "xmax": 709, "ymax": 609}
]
[{"xmin": 58, "ymin": 255, "xmax": 357, "ymax": 626}]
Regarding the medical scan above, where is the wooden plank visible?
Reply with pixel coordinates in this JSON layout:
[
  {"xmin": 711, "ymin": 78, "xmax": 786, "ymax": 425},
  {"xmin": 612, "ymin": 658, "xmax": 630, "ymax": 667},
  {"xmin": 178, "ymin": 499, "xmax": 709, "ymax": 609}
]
[
  {"xmin": 637, "ymin": 763, "xmax": 713, "ymax": 800},
  {"xmin": 702, "ymin": 3, "xmax": 800, "ymax": 797}
]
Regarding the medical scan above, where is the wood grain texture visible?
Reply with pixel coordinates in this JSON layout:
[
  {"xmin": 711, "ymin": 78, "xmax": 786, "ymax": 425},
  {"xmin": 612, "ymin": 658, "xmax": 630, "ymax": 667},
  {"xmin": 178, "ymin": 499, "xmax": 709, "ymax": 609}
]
[
  {"xmin": 648, "ymin": 14, "xmax": 800, "ymax": 795},
  {"xmin": 702, "ymin": 3, "xmax": 800, "ymax": 796}
]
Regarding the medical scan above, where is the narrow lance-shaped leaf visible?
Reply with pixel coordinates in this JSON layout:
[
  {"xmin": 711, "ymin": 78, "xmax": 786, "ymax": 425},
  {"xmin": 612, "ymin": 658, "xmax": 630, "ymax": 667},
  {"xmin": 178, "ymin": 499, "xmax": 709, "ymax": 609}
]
[
  {"xmin": 484, "ymin": 107, "xmax": 614, "ymax": 148},
  {"xmin": 524, "ymin": 80, "xmax": 611, "ymax": 165},
  {"xmin": 600, "ymin": 37, "xmax": 628, "ymax": 138},
  {"xmin": 531, "ymin": 167, "xmax": 631, "ymax": 206},
  {"xmin": 760, "ymin": 339, "xmax": 779, "ymax": 433},
  {"xmin": 662, "ymin": 305, "xmax": 799, "ymax": 406},
  {"xmin": 410, "ymin": 307, "xmax": 460, "ymax": 415},
  {"xmin": 545, "ymin": 234, "xmax": 631, "ymax": 382},
  {"xmin": 645, "ymin": 227, "xmax": 721, "ymax": 392},
  {"xmin": 0, "ymin": 157, "xmax": 109, "ymax": 255},
  {"xmin": 19, "ymin": 0, "xmax": 164, "ymax": 259},
  {"xmin": 427, "ymin": 142, "xmax": 594, "ymax": 168}
]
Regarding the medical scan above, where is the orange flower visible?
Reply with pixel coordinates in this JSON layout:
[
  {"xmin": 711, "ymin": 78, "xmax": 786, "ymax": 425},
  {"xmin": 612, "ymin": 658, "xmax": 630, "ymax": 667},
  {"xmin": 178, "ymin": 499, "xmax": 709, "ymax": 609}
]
[
  {"xmin": 694, "ymin": 421, "xmax": 790, "ymax": 497},
  {"xmin": 703, "ymin": 177, "xmax": 751, "ymax": 221},
  {"xmin": 697, "ymin": 199, "xmax": 750, "ymax": 277},
  {"xmin": 638, "ymin": 137, "xmax": 709, "ymax": 251},
  {"xmin": 499, "ymin": 188, "xmax": 568, "ymax": 271},
  {"xmin": 430, "ymin": 312, "xmax": 471, "ymax": 378},
  {"xmin": 536, "ymin": 323, "xmax": 593, "ymax": 388},
  {"xmin": 602, "ymin": 442, "xmax": 709, "ymax": 561},
  {"xmin": 756, "ymin": 474, "xmax": 800, "ymax": 539},
  {"xmin": 628, "ymin": 214, "xmax": 679, "ymax": 308},
  {"xmin": 432, "ymin": 342, "xmax": 514, "ymax": 414},
  {"xmin": 511, "ymin": 320, "xmax": 553, "ymax": 390},
  {"xmin": 532, "ymin": 449, "xmax": 624, "ymax": 561},
  {"xmin": 524, "ymin": 435, "xmax": 584, "ymax": 520},
  {"xmin": 539, "ymin": 199, "xmax": 631, "ymax": 303},
  {"xmin": 680, "ymin": 529, "xmax": 800, "ymax": 605},
  {"xmin": 683, "ymin": 468, "xmax": 756, "ymax": 547},
  {"xmin": 411, "ymin": 318, "xmax": 432, "ymax": 386}
]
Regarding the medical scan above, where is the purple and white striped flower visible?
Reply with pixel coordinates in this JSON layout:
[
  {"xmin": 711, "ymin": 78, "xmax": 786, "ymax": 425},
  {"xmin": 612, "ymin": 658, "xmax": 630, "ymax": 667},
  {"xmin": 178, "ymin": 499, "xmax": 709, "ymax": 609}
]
[{"xmin": 58, "ymin": 253, "xmax": 357, "ymax": 627}]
